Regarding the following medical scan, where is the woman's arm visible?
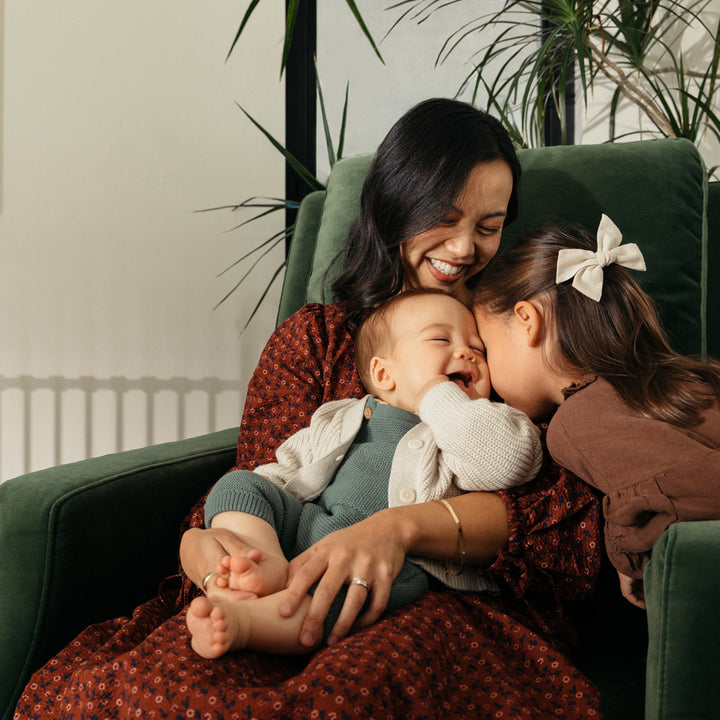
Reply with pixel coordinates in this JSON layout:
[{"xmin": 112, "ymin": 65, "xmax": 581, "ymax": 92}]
[
  {"xmin": 283, "ymin": 434, "xmax": 601, "ymax": 647},
  {"xmin": 282, "ymin": 491, "xmax": 509, "ymax": 646}
]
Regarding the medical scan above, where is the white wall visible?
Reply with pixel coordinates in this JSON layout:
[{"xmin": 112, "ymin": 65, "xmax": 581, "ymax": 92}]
[
  {"xmin": 0, "ymin": 1, "xmax": 285, "ymax": 480},
  {"xmin": 316, "ymin": 2, "xmax": 505, "ymax": 180}
]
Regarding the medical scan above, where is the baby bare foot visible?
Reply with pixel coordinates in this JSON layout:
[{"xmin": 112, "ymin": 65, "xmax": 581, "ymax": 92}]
[
  {"xmin": 186, "ymin": 596, "xmax": 250, "ymax": 659},
  {"xmin": 221, "ymin": 553, "xmax": 289, "ymax": 597}
]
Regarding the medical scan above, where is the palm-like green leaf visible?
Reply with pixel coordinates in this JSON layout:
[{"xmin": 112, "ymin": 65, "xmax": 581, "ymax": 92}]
[
  {"xmin": 227, "ymin": 0, "xmax": 384, "ymax": 73},
  {"xmin": 214, "ymin": 197, "xmax": 296, "ymax": 233},
  {"xmin": 239, "ymin": 261, "xmax": 288, "ymax": 332},
  {"xmin": 217, "ymin": 225, "xmax": 289, "ymax": 280},
  {"xmin": 279, "ymin": 0, "xmax": 301, "ymax": 77},
  {"xmin": 214, "ymin": 228, "xmax": 289, "ymax": 310},
  {"xmin": 343, "ymin": 0, "xmax": 385, "ymax": 65},
  {"xmin": 337, "ymin": 83, "xmax": 349, "ymax": 159},
  {"xmin": 316, "ymin": 61, "xmax": 336, "ymax": 168},
  {"xmin": 237, "ymin": 104, "xmax": 324, "ymax": 192},
  {"xmin": 225, "ymin": 0, "xmax": 262, "ymax": 62},
  {"xmin": 315, "ymin": 60, "xmax": 350, "ymax": 171},
  {"xmin": 210, "ymin": 77, "xmax": 352, "ymax": 326}
]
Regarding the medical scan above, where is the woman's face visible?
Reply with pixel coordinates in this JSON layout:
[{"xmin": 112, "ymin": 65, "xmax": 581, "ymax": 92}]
[{"xmin": 400, "ymin": 159, "xmax": 514, "ymax": 303}]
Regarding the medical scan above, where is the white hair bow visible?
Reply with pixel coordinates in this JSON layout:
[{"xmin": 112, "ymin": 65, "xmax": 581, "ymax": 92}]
[{"xmin": 555, "ymin": 214, "xmax": 646, "ymax": 301}]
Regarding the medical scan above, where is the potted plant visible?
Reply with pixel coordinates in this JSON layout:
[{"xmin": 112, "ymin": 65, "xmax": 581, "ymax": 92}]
[
  {"xmin": 390, "ymin": 0, "xmax": 719, "ymax": 175},
  {"xmin": 207, "ymin": 1, "xmax": 383, "ymax": 327}
]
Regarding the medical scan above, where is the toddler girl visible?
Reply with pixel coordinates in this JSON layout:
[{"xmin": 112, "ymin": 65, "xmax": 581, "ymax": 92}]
[{"xmin": 473, "ymin": 215, "xmax": 720, "ymax": 607}]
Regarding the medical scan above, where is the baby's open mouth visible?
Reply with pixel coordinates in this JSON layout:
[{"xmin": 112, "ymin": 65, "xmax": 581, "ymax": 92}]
[{"xmin": 448, "ymin": 372, "xmax": 474, "ymax": 389}]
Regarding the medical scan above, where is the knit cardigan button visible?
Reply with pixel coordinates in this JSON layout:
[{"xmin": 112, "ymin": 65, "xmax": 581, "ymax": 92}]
[
  {"xmin": 399, "ymin": 488, "xmax": 416, "ymax": 503},
  {"xmin": 407, "ymin": 438, "xmax": 423, "ymax": 450}
]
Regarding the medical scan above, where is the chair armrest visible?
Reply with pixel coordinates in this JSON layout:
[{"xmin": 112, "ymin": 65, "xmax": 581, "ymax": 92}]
[
  {"xmin": 644, "ymin": 520, "xmax": 720, "ymax": 720},
  {"xmin": 0, "ymin": 428, "xmax": 238, "ymax": 720}
]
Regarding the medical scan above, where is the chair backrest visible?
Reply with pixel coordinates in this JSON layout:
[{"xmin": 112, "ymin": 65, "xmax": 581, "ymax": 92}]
[{"xmin": 278, "ymin": 138, "xmax": 708, "ymax": 357}]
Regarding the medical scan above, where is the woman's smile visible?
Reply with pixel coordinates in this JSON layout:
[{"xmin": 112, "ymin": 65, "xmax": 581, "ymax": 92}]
[{"xmin": 427, "ymin": 258, "xmax": 466, "ymax": 280}]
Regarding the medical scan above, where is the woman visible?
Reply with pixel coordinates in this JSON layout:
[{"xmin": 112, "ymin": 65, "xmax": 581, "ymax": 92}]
[{"xmin": 15, "ymin": 99, "xmax": 603, "ymax": 719}]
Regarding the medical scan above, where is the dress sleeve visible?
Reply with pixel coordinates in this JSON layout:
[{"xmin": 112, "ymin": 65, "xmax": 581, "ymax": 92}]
[
  {"xmin": 485, "ymin": 427, "xmax": 602, "ymax": 635},
  {"xmin": 548, "ymin": 383, "xmax": 720, "ymax": 578},
  {"xmin": 234, "ymin": 306, "xmax": 326, "ymax": 470},
  {"xmin": 234, "ymin": 304, "xmax": 362, "ymax": 470}
]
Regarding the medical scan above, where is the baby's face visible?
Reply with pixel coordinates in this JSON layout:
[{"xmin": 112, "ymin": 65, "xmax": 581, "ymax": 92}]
[{"xmin": 385, "ymin": 293, "xmax": 491, "ymax": 411}]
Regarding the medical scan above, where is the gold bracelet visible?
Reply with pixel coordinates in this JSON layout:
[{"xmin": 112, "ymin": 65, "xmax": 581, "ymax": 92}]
[{"xmin": 438, "ymin": 498, "xmax": 466, "ymax": 576}]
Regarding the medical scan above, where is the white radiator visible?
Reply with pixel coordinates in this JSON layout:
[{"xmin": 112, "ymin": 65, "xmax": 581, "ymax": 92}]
[{"xmin": 0, "ymin": 375, "xmax": 242, "ymax": 483}]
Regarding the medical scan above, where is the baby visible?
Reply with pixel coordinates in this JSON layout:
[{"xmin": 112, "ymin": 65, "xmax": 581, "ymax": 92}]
[{"xmin": 186, "ymin": 288, "xmax": 542, "ymax": 657}]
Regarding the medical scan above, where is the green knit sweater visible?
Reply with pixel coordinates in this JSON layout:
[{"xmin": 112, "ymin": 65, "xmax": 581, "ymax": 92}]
[{"xmin": 205, "ymin": 398, "xmax": 420, "ymax": 554}]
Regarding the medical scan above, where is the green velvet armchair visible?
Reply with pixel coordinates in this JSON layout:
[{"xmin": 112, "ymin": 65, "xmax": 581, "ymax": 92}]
[{"xmin": 2, "ymin": 137, "xmax": 719, "ymax": 720}]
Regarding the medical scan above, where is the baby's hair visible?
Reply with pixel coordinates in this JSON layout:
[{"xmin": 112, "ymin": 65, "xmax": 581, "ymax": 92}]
[
  {"xmin": 354, "ymin": 288, "xmax": 464, "ymax": 392},
  {"xmin": 473, "ymin": 222, "xmax": 720, "ymax": 427}
]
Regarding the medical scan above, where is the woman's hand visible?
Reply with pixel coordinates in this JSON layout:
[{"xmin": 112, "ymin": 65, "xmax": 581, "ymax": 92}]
[
  {"xmin": 279, "ymin": 493, "xmax": 507, "ymax": 648},
  {"xmin": 179, "ymin": 527, "xmax": 261, "ymax": 592},
  {"xmin": 280, "ymin": 509, "xmax": 410, "ymax": 647}
]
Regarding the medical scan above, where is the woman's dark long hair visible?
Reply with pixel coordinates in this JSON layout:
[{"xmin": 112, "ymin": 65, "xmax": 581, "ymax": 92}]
[
  {"xmin": 330, "ymin": 98, "xmax": 521, "ymax": 331},
  {"xmin": 473, "ymin": 223, "xmax": 720, "ymax": 427}
]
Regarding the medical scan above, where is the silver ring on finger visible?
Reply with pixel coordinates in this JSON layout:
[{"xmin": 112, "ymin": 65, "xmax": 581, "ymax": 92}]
[{"xmin": 351, "ymin": 576, "xmax": 370, "ymax": 591}]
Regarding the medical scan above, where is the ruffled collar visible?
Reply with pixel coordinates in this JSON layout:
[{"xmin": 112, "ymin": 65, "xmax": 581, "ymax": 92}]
[{"xmin": 561, "ymin": 375, "xmax": 598, "ymax": 400}]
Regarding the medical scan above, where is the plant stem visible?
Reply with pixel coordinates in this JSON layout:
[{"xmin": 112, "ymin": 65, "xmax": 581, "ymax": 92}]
[{"xmin": 586, "ymin": 36, "xmax": 675, "ymax": 137}]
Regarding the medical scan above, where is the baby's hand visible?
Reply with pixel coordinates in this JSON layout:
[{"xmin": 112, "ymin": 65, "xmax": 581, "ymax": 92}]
[{"xmin": 414, "ymin": 375, "xmax": 449, "ymax": 413}]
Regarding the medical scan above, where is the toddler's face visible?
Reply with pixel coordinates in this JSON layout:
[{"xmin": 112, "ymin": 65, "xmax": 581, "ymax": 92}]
[
  {"xmin": 473, "ymin": 306, "xmax": 556, "ymax": 421},
  {"xmin": 385, "ymin": 293, "xmax": 491, "ymax": 411}
]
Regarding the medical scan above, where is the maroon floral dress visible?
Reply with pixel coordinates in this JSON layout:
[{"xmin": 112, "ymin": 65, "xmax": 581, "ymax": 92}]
[{"xmin": 15, "ymin": 304, "xmax": 603, "ymax": 720}]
